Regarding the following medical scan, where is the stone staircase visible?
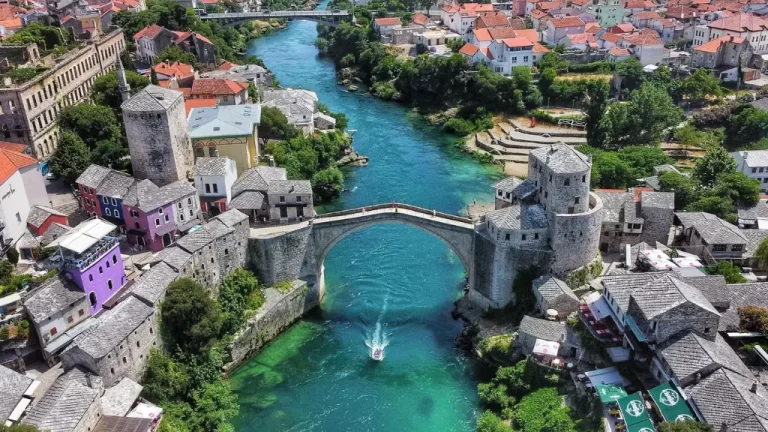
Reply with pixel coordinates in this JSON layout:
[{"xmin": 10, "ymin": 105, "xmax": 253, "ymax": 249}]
[{"xmin": 474, "ymin": 120, "xmax": 587, "ymax": 175}]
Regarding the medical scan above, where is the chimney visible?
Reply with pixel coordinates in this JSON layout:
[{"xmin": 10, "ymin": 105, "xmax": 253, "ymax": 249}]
[
  {"xmin": 85, "ymin": 372, "xmax": 93, "ymax": 388},
  {"xmin": 751, "ymin": 381, "xmax": 758, "ymax": 393},
  {"xmin": 694, "ymin": 372, "xmax": 702, "ymax": 384}
]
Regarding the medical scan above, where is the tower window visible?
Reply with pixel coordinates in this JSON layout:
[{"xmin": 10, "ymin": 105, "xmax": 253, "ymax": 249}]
[{"xmin": 564, "ymin": 178, "xmax": 570, "ymax": 186}]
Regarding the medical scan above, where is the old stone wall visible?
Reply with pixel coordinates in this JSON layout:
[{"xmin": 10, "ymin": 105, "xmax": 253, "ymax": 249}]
[
  {"xmin": 528, "ymin": 155, "xmax": 591, "ymax": 215},
  {"xmin": 640, "ymin": 205, "xmax": 673, "ymax": 246},
  {"xmin": 224, "ymin": 279, "xmax": 321, "ymax": 371},
  {"xmin": 247, "ymin": 225, "xmax": 315, "ymax": 286},
  {"xmin": 73, "ymin": 395, "xmax": 102, "ymax": 432},
  {"xmin": 549, "ymin": 193, "xmax": 603, "ymax": 275},
  {"xmin": 93, "ymin": 310, "xmax": 159, "ymax": 387}
]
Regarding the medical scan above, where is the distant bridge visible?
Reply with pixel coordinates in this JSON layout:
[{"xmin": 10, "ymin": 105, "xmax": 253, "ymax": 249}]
[{"xmin": 200, "ymin": 10, "xmax": 351, "ymax": 27}]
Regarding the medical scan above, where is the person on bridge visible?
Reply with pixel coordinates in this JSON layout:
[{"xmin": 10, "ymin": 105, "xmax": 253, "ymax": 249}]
[
  {"xmin": 392, "ymin": 200, "xmax": 398, "ymax": 213},
  {"xmin": 432, "ymin": 209, "xmax": 436, "ymax": 217}
]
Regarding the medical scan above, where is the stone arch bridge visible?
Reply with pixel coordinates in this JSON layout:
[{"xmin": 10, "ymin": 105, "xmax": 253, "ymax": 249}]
[{"xmin": 200, "ymin": 10, "xmax": 351, "ymax": 27}]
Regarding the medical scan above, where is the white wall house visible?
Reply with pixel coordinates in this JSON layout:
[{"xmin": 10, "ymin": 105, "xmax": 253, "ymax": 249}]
[
  {"xmin": 732, "ymin": 150, "xmax": 768, "ymax": 193},
  {"xmin": 194, "ymin": 157, "xmax": 238, "ymax": 212},
  {"xmin": 0, "ymin": 148, "xmax": 47, "ymax": 247},
  {"xmin": 693, "ymin": 13, "xmax": 768, "ymax": 53},
  {"xmin": 544, "ymin": 17, "xmax": 586, "ymax": 46},
  {"xmin": 487, "ymin": 38, "xmax": 535, "ymax": 75}
]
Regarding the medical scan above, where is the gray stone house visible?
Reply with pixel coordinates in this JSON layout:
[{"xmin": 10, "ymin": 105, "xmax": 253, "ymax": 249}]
[
  {"xmin": 267, "ymin": 180, "xmax": 314, "ymax": 222},
  {"xmin": 23, "ymin": 367, "xmax": 103, "ymax": 432},
  {"xmin": 595, "ymin": 188, "xmax": 674, "ymax": 253},
  {"xmin": 0, "ymin": 364, "xmax": 35, "ymax": 425},
  {"xmin": 515, "ymin": 316, "xmax": 581, "ymax": 358},
  {"xmin": 61, "ymin": 296, "xmax": 159, "ymax": 388},
  {"xmin": 131, "ymin": 262, "xmax": 179, "ymax": 306},
  {"xmin": 532, "ymin": 275, "xmax": 579, "ymax": 317},
  {"xmin": 655, "ymin": 332, "xmax": 752, "ymax": 386},
  {"xmin": 674, "ymin": 212, "xmax": 747, "ymax": 262}
]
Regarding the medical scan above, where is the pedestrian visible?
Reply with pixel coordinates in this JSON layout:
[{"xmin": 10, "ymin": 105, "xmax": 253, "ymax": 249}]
[{"xmin": 432, "ymin": 209, "xmax": 436, "ymax": 217}]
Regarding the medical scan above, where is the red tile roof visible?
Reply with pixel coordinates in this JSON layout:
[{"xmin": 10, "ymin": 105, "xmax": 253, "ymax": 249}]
[
  {"xmin": 601, "ymin": 32, "xmax": 622, "ymax": 43},
  {"xmin": 441, "ymin": 5, "xmax": 460, "ymax": 13},
  {"xmin": 530, "ymin": 9, "xmax": 550, "ymax": 19},
  {"xmin": 462, "ymin": 3, "xmax": 495, "ymax": 11},
  {"xmin": 180, "ymin": 88, "xmax": 192, "ymax": 98},
  {"xmin": 538, "ymin": 1, "xmax": 561, "ymax": 9},
  {"xmin": 459, "ymin": 43, "xmax": 480, "ymax": 56},
  {"xmin": 191, "ymin": 79, "xmax": 249, "ymax": 96},
  {"xmin": 571, "ymin": 0, "xmax": 592, "ymax": 5},
  {"xmin": 694, "ymin": 34, "xmax": 745, "ymax": 52},
  {"xmin": 195, "ymin": 33, "xmax": 213, "ymax": 45},
  {"xmin": 488, "ymin": 26, "xmax": 518, "ymax": 39},
  {"xmin": 0, "ymin": 148, "xmax": 36, "ymax": 184},
  {"xmin": 133, "ymin": 24, "xmax": 165, "ymax": 41},
  {"xmin": 412, "ymin": 12, "xmax": 431, "ymax": 26},
  {"xmin": 625, "ymin": 0, "xmax": 656, "ymax": 8},
  {"xmin": 533, "ymin": 42, "xmax": 551, "ymax": 53},
  {"xmin": 585, "ymin": 22, "xmax": 601, "ymax": 33},
  {"xmin": 477, "ymin": 11, "xmax": 510, "ymax": 27},
  {"xmin": 185, "ymin": 98, "xmax": 217, "ymax": 115},
  {"xmin": 621, "ymin": 28, "xmax": 663, "ymax": 45},
  {"xmin": 473, "ymin": 28, "xmax": 492, "ymax": 41},
  {"xmin": 514, "ymin": 28, "xmax": 540, "ymax": 42},
  {"xmin": 374, "ymin": 17, "xmax": 401, "ymax": 26},
  {"xmin": 708, "ymin": 12, "xmax": 768, "ymax": 32},
  {"xmin": 609, "ymin": 47, "xmax": 631, "ymax": 55},
  {"xmin": 633, "ymin": 11, "xmax": 661, "ymax": 19},
  {"xmin": 610, "ymin": 23, "xmax": 636, "ymax": 32},
  {"xmin": 0, "ymin": 142, "xmax": 27, "ymax": 153},
  {"xmin": 153, "ymin": 61, "xmax": 194, "ymax": 80},
  {"xmin": 218, "ymin": 60, "xmax": 239, "ymax": 71},
  {"xmin": 566, "ymin": 32, "xmax": 597, "ymax": 44},
  {"xmin": 549, "ymin": 16, "xmax": 585, "ymax": 27},
  {"xmin": 501, "ymin": 37, "xmax": 534, "ymax": 48}
]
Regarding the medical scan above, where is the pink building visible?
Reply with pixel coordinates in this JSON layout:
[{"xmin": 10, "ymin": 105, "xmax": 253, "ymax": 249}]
[{"xmin": 52, "ymin": 218, "xmax": 126, "ymax": 314}]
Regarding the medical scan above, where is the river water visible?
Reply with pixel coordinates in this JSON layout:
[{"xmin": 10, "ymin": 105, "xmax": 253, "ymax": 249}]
[{"xmin": 229, "ymin": 12, "xmax": 502, "ymax": 432}]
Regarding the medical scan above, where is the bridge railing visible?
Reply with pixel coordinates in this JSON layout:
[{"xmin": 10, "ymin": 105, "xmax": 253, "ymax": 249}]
[
  {"xmin": 202, "ymin": 10, "xmax": 350, "ymax": 19},
  {"xmin": 315, "ymin": 202, "xmax": 473, "ymax": 224}
]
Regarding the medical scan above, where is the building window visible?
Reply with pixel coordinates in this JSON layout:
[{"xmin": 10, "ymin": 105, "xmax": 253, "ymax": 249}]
[
  {"xmin": 79, "ymin": 309, "xmax": 85, "ymax": 316},
  {"xmin": 178, "ymin": 202, "xmax": 182, "ymax": 208},
  {"xmin": 280, "ymin": 196, "xmax": 286, "ymax": 202},
  {"xmin": 224, "ymin": 248, "xmax": 229, "ymax": 255},
  {"xmin": 189, "ymin": 209, "xmax": 193, "ymax": 217},
  {"xmin": 114, "ymin": 209, "xmax": 120, "ymax": 218},
  {"xmin": 50, "ymin": 328, "xmax": 57, "ymax": 335},
  {"xmin": 713, "ymin": 244, "xmax": 727, "ymax": 252},
  {"xmin": 582, "ymin": 175, "xmax": 586, "ymax": 183},
  {"xmin": 108, "ymin": 279, "xmax": 113, "ymax": 290},
  {"xmin": 67, "ymin": 316, "xmax": 74, "ymax": 323},
  {"xmin": 704, "ymin": 327, "xmax": 711, "ymax": 333},
  {"xmin": 112, "ymin": 255, "xmax": 117, "ymax": 264},
  {"xmin": 89, "ymin": 274, "xmax": 93, "ymax": 282},
  {"xmin": 534, "ymin": 233, "xmax": 539, "ymax": 239},
  {"xmin": 564, "ymin": 178, "xmax": 570, "ymax": 186},
  {"xmin": 155, "ymin": 219, "xmax": 160, "ymax": 227},
  {"xmin": 135, "ymin": 222, "xmax": 140, "ymax": 229},
  {"xmin": 521, "ymin": 234, "xmax": 527, "ymax": 240},
  {"xmin": 111, "ymin": 198, "xmax": 117, "ymax": 206},
  {"xmin": 123, "ymin": 357, "xmax": 127, "ymax": 364},
  {"xmin": 188, "ymin": 198, "xmax": 192, "ymax": 205},
  {"xmin": 105, "ymin": 208, "xmax": 111, "ymax": 216},
  {"xmin": 205, "ymin": 184, "xmax": 211, "ymax": 193},
  {"xmin": 575, "ymin": 197, "xmax": 580, "ymax": 204},
  {"xmin": 99, "ymin": 266, "xmax": 103, "ymax": 273},
  {"xmin": 89, "ymin": 292, "xmax": 97, "ymax": 306},
  {"xmin": 213, "ymin": 184, "xmax": 218, "ymax": 193},
  {"xmin": 159, "ymin": 207, "xmax": 163, "ymax": 214},
  {"xmin": 732, "ymin": 244, "xmax": 744, "ymax": 251},
  {"xmin": 15, "ymin": 212, "xmax": 20, "ymax": 222},
  {"xmin": 297, "ymin": 196, "xmax": 302, "ymax": 202},
  {"xmin": 106, "ymin": 261, "xmax": 110, "ymax": 268}
]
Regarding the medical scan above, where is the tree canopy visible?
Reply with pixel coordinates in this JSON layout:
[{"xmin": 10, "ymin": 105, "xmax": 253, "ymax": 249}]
[
  {"xmin": 258, "ymin": 106, "xmax": 298, "ymax": 146},
  {"xmin": 91, "ymin": 70, "xmax": 150, "ymax": 116},
  {"xmin": 49, "ymin": 132, "xmax": 92, "ymax": 183},
  {"xmin": 156, "ymin": 46, "xmax": 197, "ymax": 66},
  {"xmin": 160, "ymin": 278, "xmax": 223, "ymax": 354},
  {"xmin": 657, "ymin": 420, "xmax": 714, "ymax": 432},
  {"xmin": 680, "ymin": 68, "xmax": 722, "ymax": 105},
  {"xmin": 693, "ymin": 146, "xmax": 736, "ymax": 187}
]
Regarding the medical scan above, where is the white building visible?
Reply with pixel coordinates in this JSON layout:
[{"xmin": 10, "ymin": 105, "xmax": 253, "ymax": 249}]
[
  {"xmin": 0, "ymin": 147, "xmax": 47, "ymax": 247},
  {"xmin": 732, "ymin": 150, "xmax": 768, "ymax": 193},
  {"xmin": 693, "ymin": 13, "xmax": 768, "ymax": 53},
  {"xmin": 544, "ymin": 16, "xmax": 587, "ymax": 45},
  {"xmin": 194, "ymin": 157, "xmax": 238, "ymax": 217},
  {"xmin": 487, "ymin": 37, "xmax": 535, "ymax": 75},
  {"xmin": 618, "ymin": 28, "xmax": 664, "ymax": 65}
]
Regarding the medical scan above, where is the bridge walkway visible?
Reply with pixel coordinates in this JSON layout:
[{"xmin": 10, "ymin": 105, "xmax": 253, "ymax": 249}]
[
  {"xmin": 313, "ymin": 203, "xmax": 474, "ymax": 229},
  {"xmin": 201, "ymin": 10, "xmax": 350, "ymax": 20}
]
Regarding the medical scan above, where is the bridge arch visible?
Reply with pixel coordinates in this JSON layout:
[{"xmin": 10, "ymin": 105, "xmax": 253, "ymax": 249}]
[{"xmin": 311, "ymin": 205, "xmax": 476, "ymax": 284}]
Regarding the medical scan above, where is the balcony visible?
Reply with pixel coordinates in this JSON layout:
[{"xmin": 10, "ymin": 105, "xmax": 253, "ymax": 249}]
[{"xmin": 62, "ymin": 236, "xmax": 119, "ymax": 271}]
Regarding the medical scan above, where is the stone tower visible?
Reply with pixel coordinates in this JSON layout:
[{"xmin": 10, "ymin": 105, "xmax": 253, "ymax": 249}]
[
  {"xmin": 116, "ymin": 54, "xmax": 131, "ymax": 102},
  {"xmin": 122, "ymin": 85, "xmax": 194, "ymax": 186}
]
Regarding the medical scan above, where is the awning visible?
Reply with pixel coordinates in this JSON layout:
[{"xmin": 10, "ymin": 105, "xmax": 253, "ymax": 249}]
[
  {"xmin": 584, "ymin": 291, "xmax": 612, "ymax": 321},
  {"xmin": 626, "ymin": 418, "xmax": 655, "ymax": 432},
  {"xmin": 586, "ymin": 366, "xmax": 628, "ymax": 387},
  {"xmin": 596, "ymin": 383, "xmax": 628, "ymax": 403},
  {"xmin": 648, "ymin": 381, "xmax": 696, "ymax": 422},
  {"xmin": 533, "ymin": 339, "xmax": 560, "ymax": 356},
  {"xmin": 607, "ymin": 346, "xmax": 631, "ymax": 362},
  {"xmin": 617, "ymin": 392, "xmax": 652, "ymax": 426}
]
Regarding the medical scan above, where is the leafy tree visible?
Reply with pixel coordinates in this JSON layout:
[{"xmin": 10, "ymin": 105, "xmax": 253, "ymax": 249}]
[
  {"xmin": 657, "ymin": 420, "xmax": 714, "ymax": 432},
  {"xmin": 658, "ymin": 171, "xmax": 699, "ymax": 210},
  {"xmin": 219, "ymin": 269, "xmax": 263, "ymax": 335},
  {"xmin": 617, "ymin": 146, "xmax": 673, "ymax": 178},
  {"xmin": 5, "ymin": 248, "xmax": 18, "ymax": 265},
  {"xmin": 693, "ymin": 146, "xmax": 736, "ymax": 187},
  {"xmin": 92, "ymin": 140, "xmax": 129, "ymax": 170},
  {"xmin": 49, "ymin": 132, "xmax": 91, "ymax": 183},
  {"xmin": 160, "ymin": 278, "xmax": 223, "ymax": 354},
  {"xmin": 155, "ymin": 46, "xmax": 197, "ymax": 66},
  {"xmin": 714, "ymin": 172, "xmax": 760, "ymax": 206},
  {"xmin": 141, "ymin": 349, "xmax": 191, "ymax": 405},
  {"xmin": 4, "ymin": 23, "xmax": 68, "ymax": 50},
  {"xmin": 91, "ymin": 70, "xmax": 150, "ymax": 115},
  {"xmin": 477, "ymin": 410, "xmax": 513, "ymax": 432},
  {"xmin": 312, "ymin": 166, "xmax": 344, "ymax": 202},
  {"xmin": 625, "ymin": 83, "xmax": 684, "ymax": 145},
  {"xmin": 706, "ymin": 261, "xmax": 747, "ymax": 284},
  {"xmin": 258, "ymin": 106, "xmax": 298, "ymax": 147},
  {"xmin": 58, "ymin": 104, "xmax": 122, "ymax": 150},
  {"xmin": 247, "ymin": 82, "xmax": 258, "ymax": 102},
  {"xmin": 686, "ymin": 193, "xmax": 736, "ymax": 222},
  {"xmin": 0, "ymin": 260, "xmax": 13, "ymax": 284},
  {"xmin": 447, "ymin": 37, "xmax": 464, "ymax": 52},
  {"xmin": 583, "ymin": 149, "xmax": 634, "ymax": 189},
  {"xmin": 191, "ymin": 380, "xmax": 239, "ymax": 432},
  {"xmin": 150, "ymin": 68, "xmax": 159, "ymax": 85},
  {"xmin": 673, "ymin": 124, "xmax": 724, "ymax": 152},
  {"xmin": 724, "ymin": 106, "xmax": 768, "ymax": 149},
  {"xmin": 737, "ymin": 306, "xmax": 768, "ymax": 333},
  {"xmin": 583, "ymin": 80, "xmax": 610, "ymax": 146},
  {"xmin": 615, "ymin": 57, "xmax": 645, "ymax": 91},
  {"xmin": 514, "ymin": 387, "xmax": 575, "ymax": 432},
  {"xmin": 755, "ymin": 237, "xmax": 768, "ymax": 269},
  {"xmin": 680, "ymin": 68, "xmax": 722, "ymax": 105}
]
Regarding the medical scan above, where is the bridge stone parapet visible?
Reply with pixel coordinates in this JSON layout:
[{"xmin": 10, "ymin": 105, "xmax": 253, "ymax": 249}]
[{"xmin": 201, "ymin": 10, "xmax": 350, "ymax": 27}]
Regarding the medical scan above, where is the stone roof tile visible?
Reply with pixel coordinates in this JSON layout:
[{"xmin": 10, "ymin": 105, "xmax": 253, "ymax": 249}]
[{"xmin": 24, "ymin": 275, "xmax": 85, "ymax": 322}]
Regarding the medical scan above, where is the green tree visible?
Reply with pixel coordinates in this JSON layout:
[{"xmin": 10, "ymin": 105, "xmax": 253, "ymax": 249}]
[
  {"xmin": 312, "ymin": 166, "xmax": 344, "ymax": 202},
  {"xmin": 5, "ymin": 248, "xmax": 18, "ymax": 265},
  {"xmin": 625, "ymin": 83, "xmax": 684, "ymax": 146},
  {"xmin": 477, "ymin": 410, "xmax": 513, "ymax": 432},
  {"xmin": 693, "ymin": 146, "xmax": 736, "ymax": 187},
  {"xmin": 583, "ymin": 80, "xmax": 610, "ymax": 146},
  {"xmin": 160, "ymin": 278, "xmax": 223, "ymax": 354},
  {"xmin": 4, "ymin": 23, "xmax": 68, "ymax": 50},
  {"xmin": 706, "ymin": 261, "xmax": 747, "ymax": 283},
  {"xmin": 447, "ymin": 37, "xmax": 464, "ymax": 52},
  {"xmin": 247, "ymin": 82, "xmax": 258, "ymax": 102},
  {"xmin": 92, "ymin": 140, "xmax": 129, "ymax": 170},
  {"xmin": 755, "ymin": 236, "xmax": 768, "ymax": 269},
  {"xmin": 657, "ymin": 420, "xmax": 714, "ymax": 432},
  {"xmin": 91, "ymin": 70, "xmax": 150, "ymax": 115},
  {"xmin": 141, "ymin": 349, "xmax": 191, "ymax": 405},
  {"xmin": 737, "ymin": 306, "xmax": 768, "ymax": 333},
  {"xmin": 658, "ymin": 171, "xmax": 698, "ymax": 210},
  {"xmin": 58, "ymin": 104, "xmax": 122, "ymax": 150},
  {"xmin": 155, "ymin": 46, "xmax": 197, "ymax": 66},
  {"xmin": 258, "ymin": 106, "xmax": 298, "ymax": 147},
  {"xmin": 49, "ymin": 132, "xmax": 92, "ymax": 183},
  {"xmin": 686, "ymin": 193, "xmax": 736, "ymax": 222},
  {"xmin": 514, "ymin": 387, "xmax": 575, "ymax": 432},
  {"xmin": 680, "ymin": 68, "xmax": 722, "ymax": 105},
  {"xmin": 191, "ymin": 380, "xmax": 239, "ymax": 432},
  {"xmin": 715, "ymin": 172, "xmax": 760, "ymax": 206},
  {"xmin": 725, "ymin": 107, "xmax": 768, "ymax": 149},
  {"xmin": 150, "ymin": 68, "xmax": 159, "ymax": 85},
  {"xmin": 617, "ymin": 146, "xmax": 673, "ymax": 178},
  {"xmin": 586, "ymin": 150, "xmax": 635, "ymax": 189},
  {"xmin": 219, "ymin": 269, "xmax": 263, "ymax": 335}
]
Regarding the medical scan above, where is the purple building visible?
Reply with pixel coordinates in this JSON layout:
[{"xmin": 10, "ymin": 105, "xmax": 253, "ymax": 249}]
[
  {"xmin": 122, "ymin": 179, "xmax": 200, "ymax": 252},
  {"xmin": 52, "ymin": 218, "xmax": 127, "ymax": 314}
]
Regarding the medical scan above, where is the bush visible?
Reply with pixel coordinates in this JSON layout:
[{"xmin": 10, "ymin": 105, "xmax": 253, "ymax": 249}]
[
  {"xmin": 0, "ymin": 326, "xmax": 8, "ymax": 340},
  {"xmin": 371, "ymin": 81, "xmax": 400, "ymax": 100},
  {"xmin": 691, "ymin": 100, "xmax": 739, "ymax": 128},
  {"xmin": 443, "ymin": 118, "xmax": 476, "ymax": 136},
  {"xmin": 6, "ymin": 248, "xmax": 18, "ymax": 265},
  {"xmin": 218, "ymin": 269, "xmax": 263, "ymax": 336},
  {"xmin": 312, "ymin": 166, "xmax": 344, "ymax": 202},
  {"xmin": 477, "ymin": 410, "xmax": 513, "ymax": 432},
  {"xmin": 6, "ymin": 67, "xmax": 47, "ymax": 83},
  {"xmin": 707, "ymin": 261, "xmax": 747, "ymax": 283},
  {"xmin": 737, "ymin": 306, "xmax": 768, "ymax": 333}
]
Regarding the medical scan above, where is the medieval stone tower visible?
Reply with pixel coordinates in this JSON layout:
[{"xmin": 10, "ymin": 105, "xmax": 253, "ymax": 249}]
[
  {"xmin": 121, "ymin": 85, "xmax": 194, "ymax": 186},
  {"xmin": 471, "ymin": 144, "xmax": 603, "ymax": 308}
]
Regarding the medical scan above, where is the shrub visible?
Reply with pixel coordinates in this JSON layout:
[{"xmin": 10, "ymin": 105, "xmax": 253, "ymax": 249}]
[
  {"xmin": 371, "ymin": 81, "xmax": 400, "ymax": 100},
  {"xmin": 443, "ymin": 118, "xmax": 476, "ymax": 136},
  {"xmin": 0, "ymin": 326, "xmax": 8, "ymax": 340},
  {"xmin": 5, "ymin": 248, "xmax": 18, "ymax": 265},
  {"xmin": 737, "ymin": 306, "xmax": 768, "ymax": 333},
  {"xmin": 691, "ymin": 100, "xmax": 739, "ymax": 128}
]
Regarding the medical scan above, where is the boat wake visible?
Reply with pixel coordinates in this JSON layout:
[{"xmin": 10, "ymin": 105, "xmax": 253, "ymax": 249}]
[{"xmin": 365, "ymin": 293, "xmax": 390, "ymax": 361}]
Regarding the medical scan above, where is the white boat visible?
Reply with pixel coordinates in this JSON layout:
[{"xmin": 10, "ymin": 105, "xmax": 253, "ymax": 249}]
[{"xmin": 372, "ymin": 348, "xmax": 383, "ymax": 361}]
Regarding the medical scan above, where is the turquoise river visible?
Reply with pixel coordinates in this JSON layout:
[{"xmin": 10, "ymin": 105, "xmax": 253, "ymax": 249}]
[{"xmin": 229, "ymin": 10, "xmax": 502, "ymax": 432}]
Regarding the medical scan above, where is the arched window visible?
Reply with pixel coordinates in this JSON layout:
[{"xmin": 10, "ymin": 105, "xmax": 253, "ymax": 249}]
[
  {"xmin": 89, "ymin": 292, "xmax": 97, "ymax": 306},
  {"xmin": 108, "ymin": 279, "xmax": 113, "ymax": 290},
  {"xmin": 112, "ymin": 255, "xmax": 117, "ymax": 264}
]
